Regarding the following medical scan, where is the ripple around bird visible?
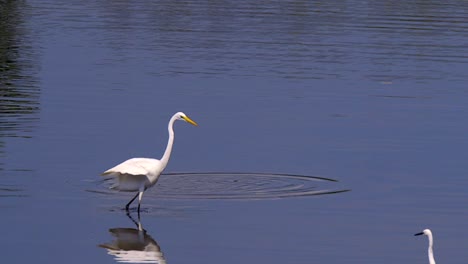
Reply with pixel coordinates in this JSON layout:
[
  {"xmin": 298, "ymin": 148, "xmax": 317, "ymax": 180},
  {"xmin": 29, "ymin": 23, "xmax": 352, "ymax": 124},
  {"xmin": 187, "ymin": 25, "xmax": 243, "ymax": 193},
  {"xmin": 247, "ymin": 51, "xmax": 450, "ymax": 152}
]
[{"xmin": 92, "ymin": 172, "xmax": 349, "ymax": 201}]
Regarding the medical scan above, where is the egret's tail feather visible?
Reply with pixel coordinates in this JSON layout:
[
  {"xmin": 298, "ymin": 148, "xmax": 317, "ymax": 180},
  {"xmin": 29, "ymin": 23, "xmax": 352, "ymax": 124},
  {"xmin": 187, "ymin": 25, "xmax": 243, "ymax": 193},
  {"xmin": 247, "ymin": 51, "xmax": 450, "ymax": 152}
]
[{"xmin": 101, "ymin": 171, "xmax": 118, "ymax": 176}]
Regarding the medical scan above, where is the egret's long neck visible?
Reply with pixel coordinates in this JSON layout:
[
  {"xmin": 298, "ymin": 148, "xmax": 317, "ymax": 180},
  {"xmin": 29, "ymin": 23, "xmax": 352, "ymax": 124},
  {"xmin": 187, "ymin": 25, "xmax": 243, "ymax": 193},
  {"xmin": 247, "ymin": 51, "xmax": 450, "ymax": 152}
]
[
  {"xmin": 160, "ymin": 115, "xmax": 177, "ymax": 168},
  {"xmin": 428, "ymin": 235, "xmax": 436, "ymax": 264}
]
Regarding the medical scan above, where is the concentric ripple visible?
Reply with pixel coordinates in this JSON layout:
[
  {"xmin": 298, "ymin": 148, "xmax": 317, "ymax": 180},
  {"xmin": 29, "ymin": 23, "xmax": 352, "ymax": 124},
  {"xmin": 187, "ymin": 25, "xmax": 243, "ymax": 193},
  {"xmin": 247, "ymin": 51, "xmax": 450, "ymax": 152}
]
[{"xmin": 94, "ymin": 172, "xmax": 349, "ymax": 200}]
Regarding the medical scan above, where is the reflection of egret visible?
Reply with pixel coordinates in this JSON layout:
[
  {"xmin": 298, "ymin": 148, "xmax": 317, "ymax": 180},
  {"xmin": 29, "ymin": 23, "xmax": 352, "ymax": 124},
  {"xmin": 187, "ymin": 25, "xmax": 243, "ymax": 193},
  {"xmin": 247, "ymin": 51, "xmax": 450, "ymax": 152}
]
[
  {"xmin": 102, "ymin": 112, "xmax": 198, "ymax": 214},
  {"xmin": 414, "ymin": 229, "xmax": 436, "ymax": 264},
  {"xmin": 99, "ymin": 213, "xmax": 167, "ymax": 264}
]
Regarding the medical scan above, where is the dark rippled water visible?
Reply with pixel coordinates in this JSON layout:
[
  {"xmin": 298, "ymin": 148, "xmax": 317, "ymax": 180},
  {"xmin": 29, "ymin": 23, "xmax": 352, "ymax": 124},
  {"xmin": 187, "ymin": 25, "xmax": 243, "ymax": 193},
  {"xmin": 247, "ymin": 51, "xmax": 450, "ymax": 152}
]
[
  {"xmin": 93, "ymin": 172, "xmax": 348, "ymax": 200},
  {"xmin": 1, "ymin": 0, "xmax": 468, "ymax": 263}
]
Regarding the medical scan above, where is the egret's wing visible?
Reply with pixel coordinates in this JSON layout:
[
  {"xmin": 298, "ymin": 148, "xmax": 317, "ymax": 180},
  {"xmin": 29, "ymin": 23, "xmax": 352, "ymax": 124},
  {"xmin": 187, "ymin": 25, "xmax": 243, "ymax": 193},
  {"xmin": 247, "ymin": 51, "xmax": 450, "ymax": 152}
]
[{"xmin": 101, "ymin": 158, "xmax": 160, "ymax": 176}]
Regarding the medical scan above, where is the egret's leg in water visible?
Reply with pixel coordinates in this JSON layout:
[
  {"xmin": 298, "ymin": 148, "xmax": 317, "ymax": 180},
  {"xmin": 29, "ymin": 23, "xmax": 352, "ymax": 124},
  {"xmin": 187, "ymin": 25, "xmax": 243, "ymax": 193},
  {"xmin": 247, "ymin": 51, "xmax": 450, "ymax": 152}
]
[
  {"xmin": 137, "ymin": 191, "xmax": 144, "ymax": 214},
  {"xmin": 126, "ymin": 192, "xmax": 139, "ymax": 211}
]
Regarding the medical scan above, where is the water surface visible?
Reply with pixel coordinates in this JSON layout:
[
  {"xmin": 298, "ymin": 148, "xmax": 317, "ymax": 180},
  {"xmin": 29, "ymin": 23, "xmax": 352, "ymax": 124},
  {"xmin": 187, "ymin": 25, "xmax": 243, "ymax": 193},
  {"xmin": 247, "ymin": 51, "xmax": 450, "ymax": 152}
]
[{"xmin": 1, "ymin": 0, "xmax": 468, "ymax": 263}]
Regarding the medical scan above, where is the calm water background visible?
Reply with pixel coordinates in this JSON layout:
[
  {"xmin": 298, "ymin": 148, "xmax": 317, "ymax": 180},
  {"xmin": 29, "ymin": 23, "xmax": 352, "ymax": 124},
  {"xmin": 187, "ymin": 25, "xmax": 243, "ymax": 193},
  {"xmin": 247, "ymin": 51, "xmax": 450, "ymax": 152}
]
[{"xmin": 1, "ymin": 0, "xmax": 468, "ymax": 263}]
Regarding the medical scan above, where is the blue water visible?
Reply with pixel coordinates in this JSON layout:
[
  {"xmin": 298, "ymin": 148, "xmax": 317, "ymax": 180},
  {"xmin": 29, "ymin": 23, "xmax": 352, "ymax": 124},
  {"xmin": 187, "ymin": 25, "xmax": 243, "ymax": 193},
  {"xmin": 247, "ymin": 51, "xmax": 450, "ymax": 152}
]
[{"xmin": 1, "ymin": 0, "xmax": 468, "ymax": 263}]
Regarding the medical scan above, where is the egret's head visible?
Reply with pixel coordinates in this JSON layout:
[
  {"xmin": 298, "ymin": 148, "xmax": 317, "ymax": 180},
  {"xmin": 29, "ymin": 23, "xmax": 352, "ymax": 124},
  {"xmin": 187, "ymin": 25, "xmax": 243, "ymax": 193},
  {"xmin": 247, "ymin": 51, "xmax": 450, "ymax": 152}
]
[
  {"xmin": 176, "ymin": 112, "xmax": 198, "ymax": 126},
  {"xmin": 414, "ymin": 229, "xmax": 432, "ymax": 237}
]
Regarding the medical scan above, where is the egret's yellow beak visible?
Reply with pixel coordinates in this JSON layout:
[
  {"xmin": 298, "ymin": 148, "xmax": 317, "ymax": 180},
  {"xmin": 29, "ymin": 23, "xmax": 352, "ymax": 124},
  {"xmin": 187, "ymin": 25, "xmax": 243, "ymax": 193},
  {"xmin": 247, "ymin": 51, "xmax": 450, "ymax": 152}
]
[{"xmin": 182, "ymin": 115, "xmax": 198, "ymax": 126}]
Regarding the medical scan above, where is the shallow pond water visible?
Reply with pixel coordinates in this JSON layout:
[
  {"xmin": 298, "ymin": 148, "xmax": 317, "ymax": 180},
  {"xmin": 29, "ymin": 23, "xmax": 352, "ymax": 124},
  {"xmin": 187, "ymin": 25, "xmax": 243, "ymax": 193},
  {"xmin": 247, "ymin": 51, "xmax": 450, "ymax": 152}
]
[{"xmin": 1, "ymin": 0, "xmax": 468, "ymax": 263}]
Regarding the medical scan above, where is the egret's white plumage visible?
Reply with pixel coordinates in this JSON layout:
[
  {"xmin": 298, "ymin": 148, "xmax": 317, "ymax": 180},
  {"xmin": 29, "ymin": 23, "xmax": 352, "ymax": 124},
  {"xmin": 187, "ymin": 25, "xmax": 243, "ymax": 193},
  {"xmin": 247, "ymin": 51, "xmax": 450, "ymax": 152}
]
[
  {"xmin": 101, "ymin": 112, "xmax": 198, "ymax": 213},
  {"xmin": 415, "ymin": 229, "xmax": 436, "ymax": 264}
]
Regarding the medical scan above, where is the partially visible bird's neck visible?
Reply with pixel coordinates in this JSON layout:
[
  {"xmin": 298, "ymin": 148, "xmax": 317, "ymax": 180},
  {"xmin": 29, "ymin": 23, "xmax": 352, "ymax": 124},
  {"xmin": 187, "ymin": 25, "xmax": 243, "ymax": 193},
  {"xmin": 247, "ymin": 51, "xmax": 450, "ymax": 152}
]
[
  {"xmin": 160, "ymin": 115, "xmax": 176, "ymax": 167},
  {"xmin": 428, "ymin": 236, "xmax": 436, "ymax": 264}
]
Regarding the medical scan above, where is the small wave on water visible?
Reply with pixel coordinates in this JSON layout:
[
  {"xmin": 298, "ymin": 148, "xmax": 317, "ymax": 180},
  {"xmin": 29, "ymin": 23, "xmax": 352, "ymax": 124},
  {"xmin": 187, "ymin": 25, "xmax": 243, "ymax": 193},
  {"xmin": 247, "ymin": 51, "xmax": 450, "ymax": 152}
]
[
  {"xmin": 0, "ymin": 184, "xmax": 27, "ymax": 198},
  {"xmin": 89, "ymin": 172, "xmax": 349, "ymax": 201}
]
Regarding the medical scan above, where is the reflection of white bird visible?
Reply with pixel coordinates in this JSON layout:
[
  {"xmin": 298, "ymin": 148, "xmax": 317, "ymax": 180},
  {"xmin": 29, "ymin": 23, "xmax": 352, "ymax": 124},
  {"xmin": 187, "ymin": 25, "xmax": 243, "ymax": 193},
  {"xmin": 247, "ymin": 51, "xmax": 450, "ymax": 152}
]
[
  {"xmin": 102, "ymin": 112, "xmax": 198, "ymax": 213},
  {"xmin": 99, "ymin": 214, "xmax": 167, "ymax": 264},
  {"xmin": 414, "ymin": 229, "xmax": 436, "ymax": 264}
]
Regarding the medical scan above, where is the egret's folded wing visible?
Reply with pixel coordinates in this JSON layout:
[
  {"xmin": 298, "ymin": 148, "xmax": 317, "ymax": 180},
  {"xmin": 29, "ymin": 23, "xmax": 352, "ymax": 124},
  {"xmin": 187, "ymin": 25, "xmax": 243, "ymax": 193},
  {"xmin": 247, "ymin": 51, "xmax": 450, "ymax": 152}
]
[{"xmin": 101, "ymin": 158, "xmax": 156, "ymax": 176}]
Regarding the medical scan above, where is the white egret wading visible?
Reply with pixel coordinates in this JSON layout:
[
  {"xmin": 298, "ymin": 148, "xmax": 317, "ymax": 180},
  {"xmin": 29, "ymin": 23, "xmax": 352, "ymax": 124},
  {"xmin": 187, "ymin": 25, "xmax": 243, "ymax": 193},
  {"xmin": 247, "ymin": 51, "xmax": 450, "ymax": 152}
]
[
  {"xmin": 414, "ymin": 229, "xmax": 436, "ymax": 264},
  {"xmin": 101, "ymin": 112, "xmax": 198, "ymax": 213}
]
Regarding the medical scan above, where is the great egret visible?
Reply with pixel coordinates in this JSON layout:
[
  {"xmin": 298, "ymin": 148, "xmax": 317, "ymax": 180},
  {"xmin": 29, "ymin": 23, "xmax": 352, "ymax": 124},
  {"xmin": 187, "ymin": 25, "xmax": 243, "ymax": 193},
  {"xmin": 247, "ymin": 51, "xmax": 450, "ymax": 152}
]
[
  {"xmin": 414, "ymin": 229, "xmax": 436, "ymax": 264},
  {"xmin": 101, "ymin": 112, "xmax": 198, "ymax": 213}
]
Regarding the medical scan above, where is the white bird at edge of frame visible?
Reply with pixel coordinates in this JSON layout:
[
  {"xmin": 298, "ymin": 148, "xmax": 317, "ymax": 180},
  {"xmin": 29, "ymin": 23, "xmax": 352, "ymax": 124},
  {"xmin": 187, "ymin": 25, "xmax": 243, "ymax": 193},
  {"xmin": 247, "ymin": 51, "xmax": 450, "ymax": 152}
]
[
  {"xmin": 101, "ymin": 112, "xmax": 198, "ymax": 215},
  {"xmin": 414, "ymin": 229, "xmax": 436, "ymax": 264}
]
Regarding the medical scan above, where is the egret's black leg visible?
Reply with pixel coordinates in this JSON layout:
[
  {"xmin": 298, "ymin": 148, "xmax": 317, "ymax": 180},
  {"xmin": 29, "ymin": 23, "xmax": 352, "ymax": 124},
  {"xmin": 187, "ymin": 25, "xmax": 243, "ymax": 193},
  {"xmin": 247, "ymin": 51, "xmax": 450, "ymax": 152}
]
[
  {"xmin": 137, "ymin": 203, "xmax": 141, "ymax": 218},
  {"xmin": 126, "ymin": 192, "xmax": 139, "ymax": 211},
  {"xmin": 125, "ymin": 211, "xmax": 139, "ymax": 228}
]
